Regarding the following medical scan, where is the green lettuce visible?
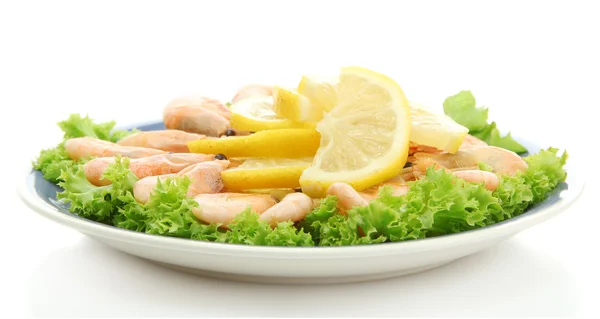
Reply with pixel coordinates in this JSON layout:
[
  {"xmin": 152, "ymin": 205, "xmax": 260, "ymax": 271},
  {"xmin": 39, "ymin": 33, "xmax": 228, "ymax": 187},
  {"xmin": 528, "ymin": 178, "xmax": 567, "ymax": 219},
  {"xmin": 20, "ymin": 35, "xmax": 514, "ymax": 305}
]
[
  {"xmin": 57, "ymin": 156, "xmax": 138, "ymax": 224},
  {"xmin": 347, "ymin": 169, "xmax": 501, "ymax": 239},
  {"xmin": 33, "ymin": 143, "xmax": 77, "ymax": 183},
  {"xmin": 225, "ymin": 210, "xmax": 314, "ymax": 246},
  {"xmin": 443, "ymin": 91, "xmax": 527, "ymax": 153},
  {"xmin": 443, "ymin": 90, "xmax": 488, "ymax": 131},
  {"xmin": 299, "ymin": 196, "xmax": 366, "ymax": 246},
  {"xmin": 58, "ymin": 113, "xmax": 138, "ymax": 142},
  {"xmin": 523, "ymin": 147, "xmax": 568, "ymax": 203},
  {"xmin": 493, "ymin": 173, "xmax": 533, "ymax": 221}
]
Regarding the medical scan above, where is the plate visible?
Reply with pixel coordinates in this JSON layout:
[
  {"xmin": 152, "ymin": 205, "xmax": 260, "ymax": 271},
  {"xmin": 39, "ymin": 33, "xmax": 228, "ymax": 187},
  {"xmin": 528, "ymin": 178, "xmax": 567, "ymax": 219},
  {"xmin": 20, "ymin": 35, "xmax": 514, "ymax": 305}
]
[{"xmin": 18, "ymin": 122, "xmax": 584, "ymax": 284}]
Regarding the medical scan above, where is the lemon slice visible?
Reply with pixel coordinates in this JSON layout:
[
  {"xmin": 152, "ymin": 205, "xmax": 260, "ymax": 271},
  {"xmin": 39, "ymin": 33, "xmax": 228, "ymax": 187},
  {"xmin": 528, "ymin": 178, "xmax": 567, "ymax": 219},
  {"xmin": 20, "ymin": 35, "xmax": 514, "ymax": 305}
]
[
  {"xmin": 299, "ymin": 66, "xmax": 411, "ymax": 197},
  {"xmin": 272, "ymin": 86, "xmax": 323, "ymax": 123},
  {"xmin": 229, "ymin": 96, "xmax": 310, "ymax": 131},
  {"xmin": 187, "ymin": 129, "xmax": 320, "ymax": 158},
  {"xmin": 409, "ymin": 101, "xmax": 468, "ymax": 153},
  {"xmin": 298, "ymin": 75, "xmax": 339, "ymax": 112},
  {"xmin": 222, "ymin": 158, "xmax": 313, "ymax": 191}
]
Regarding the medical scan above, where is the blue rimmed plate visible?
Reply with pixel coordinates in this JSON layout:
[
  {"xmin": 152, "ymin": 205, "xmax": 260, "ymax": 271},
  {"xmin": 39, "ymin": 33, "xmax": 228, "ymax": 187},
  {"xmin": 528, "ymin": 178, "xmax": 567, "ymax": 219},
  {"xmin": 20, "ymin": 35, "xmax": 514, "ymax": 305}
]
[{"xmin": 18, "ymin": 122, "xmax": 584, "ymax": 284}]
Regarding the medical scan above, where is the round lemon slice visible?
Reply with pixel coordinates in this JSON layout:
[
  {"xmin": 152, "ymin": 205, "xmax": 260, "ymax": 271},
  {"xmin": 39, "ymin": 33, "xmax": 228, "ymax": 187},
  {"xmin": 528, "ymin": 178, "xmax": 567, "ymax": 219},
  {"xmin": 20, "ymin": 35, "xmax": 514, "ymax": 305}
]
[
  {"xmin": 299, "ymin": 66, "xmax": 411, "ymax": 197},
  {"xmin": 229, "ymin": 96, "xmax": 310, "ymax": 131},
  {"xmin": 222, "ymin": 158, "xmax": 313, "ymax": 191},
  {"xmin": 409, "ymin": 101, "xmax": 468, "ymax": 153}
]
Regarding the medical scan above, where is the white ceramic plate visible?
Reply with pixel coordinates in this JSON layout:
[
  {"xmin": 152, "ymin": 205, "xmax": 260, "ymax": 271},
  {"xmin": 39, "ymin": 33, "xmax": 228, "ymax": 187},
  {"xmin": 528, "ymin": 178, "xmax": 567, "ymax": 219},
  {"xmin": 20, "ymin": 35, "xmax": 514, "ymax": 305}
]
[{"xmin": 18, "ymin": 122, "xmax": 584, "ymax": 284}]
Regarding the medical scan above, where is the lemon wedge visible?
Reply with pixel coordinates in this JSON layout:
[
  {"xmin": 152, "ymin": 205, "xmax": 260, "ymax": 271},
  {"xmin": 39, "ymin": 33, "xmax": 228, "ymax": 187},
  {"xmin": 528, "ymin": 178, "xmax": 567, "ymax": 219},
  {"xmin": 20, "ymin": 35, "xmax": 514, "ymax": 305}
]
[
  {"xmin": 222, "ymin": 158, "xmax": 313, "ymax": 191},
  {"xmin": 409, "ymin": 101, "xmax": 468, "ymax": 153},
  {"xmin": 272, "ymin": 86, "xmax": 323, "ymax": 123},
  {"xmin": 297, "ymin": 75, "xmax": 339, "ymax": 112},
  {"xmin": 229, "ymin": 96, "xmax": 310, "ymax": 131},
  {"xmin": 299, "ymin": 66, "xmax": 411, "ymax": 197},
  {"xmin": 187, "ymin": 129, "xmax": 320, "ymax": 158}
]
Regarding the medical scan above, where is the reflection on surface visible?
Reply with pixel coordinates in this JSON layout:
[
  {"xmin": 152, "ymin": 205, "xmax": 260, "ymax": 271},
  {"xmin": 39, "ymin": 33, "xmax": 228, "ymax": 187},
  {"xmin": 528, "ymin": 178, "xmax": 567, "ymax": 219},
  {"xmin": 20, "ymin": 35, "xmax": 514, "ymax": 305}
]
[{"xmin": 26, "ymin": 237, "xmax": 578, "ymax": 317}]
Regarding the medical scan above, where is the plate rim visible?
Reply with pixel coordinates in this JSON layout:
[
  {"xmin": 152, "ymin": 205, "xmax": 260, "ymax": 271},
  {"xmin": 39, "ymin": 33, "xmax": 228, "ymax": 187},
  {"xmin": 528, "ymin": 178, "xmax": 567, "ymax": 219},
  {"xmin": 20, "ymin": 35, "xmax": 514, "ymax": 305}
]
[{"xmin": 18, "ymin": 122, "xmax": 586, "ymax": 259}]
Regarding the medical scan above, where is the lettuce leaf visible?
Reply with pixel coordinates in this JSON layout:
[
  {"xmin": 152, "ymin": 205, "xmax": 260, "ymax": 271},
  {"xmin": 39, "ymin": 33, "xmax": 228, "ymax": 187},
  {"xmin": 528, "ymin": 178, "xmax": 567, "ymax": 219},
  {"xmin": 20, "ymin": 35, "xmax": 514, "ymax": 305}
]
[
  {"xmin": 265, "ymin": 222, "xmax": 314, "ymax": 246},
  {"xmin": 226, "ymin": 210, "xmax": 314, "ymax": 246},
  {"xmin": 57, "ymin": 156, "xmax": 138, "ymax": 224},
  {"xmin": 471, "ymin": 122, "xmax": 527, "ymax": 153},
  {"xmin": 352, "ymin": 169, "xmax": 501, "ymax": 239},
  {"xmin": 349, "ymin": 188, "xmax": 422, "ymax": 243},
  {"xmin": 299, "ymin": 196, "xmax": 365, "ymax": 246},
  {"xmin": 493, "ymin": 173, "xmax": 533, "ymax": 221},
  {"xmin": 32, "ymin": 143, "xmax": 77, "ymax": 183},
  {"xmin": 443, "ymin": 90, "xmax": 489, "ymax": 131},
  {"xmin": 225, "ymin": 209, "xmax": 272, "ymax": 245},
  {"xmin": 523, "ymin": 147, "xmax": 568, "ymax": 203},
  {"xmin": 443, "ymin": 91, "xmax": 528, "ymax": 153},
  {"xmin": 58, "ymin": 114, "xmax": 138, "ymax": 142}
]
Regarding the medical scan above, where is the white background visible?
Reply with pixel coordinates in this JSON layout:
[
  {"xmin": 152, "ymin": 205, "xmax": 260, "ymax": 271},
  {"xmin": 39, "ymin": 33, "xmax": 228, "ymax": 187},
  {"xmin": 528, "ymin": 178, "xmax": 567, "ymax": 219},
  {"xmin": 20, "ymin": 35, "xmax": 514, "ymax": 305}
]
[{"xmin": 1, "ymin": 0, "xmax": 598, "ymax": 317}]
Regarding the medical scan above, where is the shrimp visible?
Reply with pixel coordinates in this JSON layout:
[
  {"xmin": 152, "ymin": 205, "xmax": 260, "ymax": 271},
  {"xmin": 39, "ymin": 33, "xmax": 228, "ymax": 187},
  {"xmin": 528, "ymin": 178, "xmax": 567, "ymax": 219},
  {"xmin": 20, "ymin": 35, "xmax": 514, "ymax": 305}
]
[
  {"xmin": 231, "ymin": 84, "xmax": 273, "ymax": 103},
  {"xmin": 326, "ymin": 182, "xmax": 368, "ymax": 212},
  {"xmin": 177, "ymin": 160, "xmax": 229, "ymax": 196},
  {"xmin": 133, "ymin": 160, "xmax": 229, "ymax": 204},
  {"xmin": 406, "ymin": 134, "xmax": 487, "ymax": 162},
  {"xmin": 453, "ymin": 170, "xmax": 499, "ymax": 191},
  {"xmin": 359, "ymin": 179, "xmax": 409, "ymax": 201},
  {"xmin": 327, "ymin": 176, "xmax": 410, "ymax": 212},
  {"xmin": 191, "ymin": 193, "xmax": 277, "ymax": 227},
  {"xmin": 163, "ymin": 95, "xmax": 231, "ymax": 137},
  {"xmin": 459, "ymin": 134, "xmax": 488, "ymax": 150},
  {"xmin": 116, "ymin": 130, "xmax": 205, "ymax": 152},
  {"xmin": 408, "ymin": 142, "xmax": 443, "ymax": 156},
  {"xmin": 84, "ymin": 153, "xmax": 217, "ymax": 186},
  {"xmin": 413, "ymin": 146, "xmax": 527, "ymax": 176},
  {"xmin": 258, "ymin": 193, "xmax": 314, "ymax": 227},
  {"xmin": 132, "ymin": 174, "xmax": 174, "ymax": 204},
  {"xmin": 65, "ymin": 137, "xmax": 165, "ymax": 161}
]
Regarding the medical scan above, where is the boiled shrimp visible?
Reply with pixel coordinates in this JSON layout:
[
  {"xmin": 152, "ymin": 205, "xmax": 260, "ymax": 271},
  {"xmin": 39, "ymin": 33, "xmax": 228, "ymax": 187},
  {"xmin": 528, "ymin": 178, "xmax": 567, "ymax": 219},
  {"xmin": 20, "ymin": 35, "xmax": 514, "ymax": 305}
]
[
  {"xmin": 231, "ymin": 84, "xmax": 273, "ymax": 103},
  {"xmin": 326, "ymin": 182, "xmax": 369, "ymax": 212},
  {"xmin": 406, "ymin": 134, "xmax": 487, "ymax": 163},
  {"xmin": 65, "ymin": 137, "xmax": 166, "ymax": 161},
  {"xmin": 191, "ymin": 193, "xmax": 277, "ymax": 227},
  {"xmin": 258, "ymin": 193, "xmax": 314, "ymax": 227},
  {"xmin": 453, "ymin": 170, "xmax": 499, "ymax": 191},
  {"xmin": 327, "ymin": 177, "xmax": 409, "ymax": 212},
  {"xmin": 163, "ymin": 95, "xmax": 231, "ymax": 137},
  {"xmin": 413, "ymin": 146, "xmax": 527, "ymax": 176},
  {"xmin": 133, "ymin": 160, "xmax": 229, "ymax": 204},
  {"xmin": 84, "ymin": 153, "xmax": 217, "ymax": 186},
  {"xmin": 116, "ymin": 130, "xmax": 205, "ymax": 152},
  {"xmin": 359, "ymin": 179, "xmax": 409, "ymax": 201},
  {"xmin": 408, "ymin": 142, "xmax": 443, "ymax": 156},
  {"xmin": 132, "ymin": 174, "xmax": 174, "ymax": 204},
  {"xmin": 458, "ymin": 134, "xmax": 488, "ymax": 150}
]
